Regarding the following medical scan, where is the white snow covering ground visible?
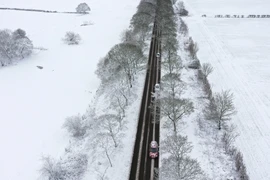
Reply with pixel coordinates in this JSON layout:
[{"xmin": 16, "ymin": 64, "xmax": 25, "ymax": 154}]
[
  {"xmin": 182, "ymin": 0, "xmax": 270, "ymax": 179},
  {"xmin": 0, "ymin": 0, "xmax": 139, "ymax": 179}
]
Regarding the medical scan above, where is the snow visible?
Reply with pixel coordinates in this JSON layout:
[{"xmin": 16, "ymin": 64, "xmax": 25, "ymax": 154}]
[
  {"xmin": 0, "ymin": 0, "xmax": 139, "ymax": 179},
  {"xmin": 182, "ymin": 0, "xmax": 270, "ymax": 179}
]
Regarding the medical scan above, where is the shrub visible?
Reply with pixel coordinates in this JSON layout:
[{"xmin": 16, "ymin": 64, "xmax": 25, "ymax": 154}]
[
  {"xmin": 63, "ymin": 114, "xmax": 88, "ymax": 137},
  {"xmin": 76, "ymin": 3, "xmax": 91, "ymax": 13},
  {"xmin": 63, "ymin": 32, "xmax": 81, "ymax": 45},
  {"xmin": 0, "ymin": 28, "xmax": 33, "ymax": 66},
  {"xmin": 40, "ymin": 156, "xmax": 66, "ymax": 180}
]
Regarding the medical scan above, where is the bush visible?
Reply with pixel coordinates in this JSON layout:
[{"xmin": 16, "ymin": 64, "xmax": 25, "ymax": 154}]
[
  {"xmin": 0, "ymin": 28, "xmax": 33, "ymax": 66},
  {"xmin": 63, "ymin": 32, "xmax": 81, "ymax": 45},
  {"xmin": 76, "ymin": 3, "xmax": 91, "ymax": 13},
  {"xmin": 40, "ymin": 156, "xmax": 66, "ymax": 180},
  {"xmin": 63, "ymin": 114, "xmax": 88, "ymax": 137}
]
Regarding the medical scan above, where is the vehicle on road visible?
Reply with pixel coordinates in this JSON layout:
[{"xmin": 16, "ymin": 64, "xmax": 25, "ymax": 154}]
[
  {"xmin": 149, "ymin": 141, "xmax": 159, "ymax": 158},
  {"xmin": 156, "ymin": 52, "xmax": 160, "ymax": 58},
  {"xmin": 155, "ymin": 83, "xmax": 160, "ymax": 92}
]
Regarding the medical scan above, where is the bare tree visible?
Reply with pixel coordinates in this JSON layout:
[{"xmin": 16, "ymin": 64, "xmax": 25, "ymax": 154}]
[
  {"xmin": 205, "ymin": 90, "xmax": 237, "ymax": 130},
  {"xmin": 161, "ymin": 135, "xmax": 204, "ymax": 180},
  {"xmin": 40, "ymin": 156, "xmax": 66, "ymax": 180},
  {"xmin": 215, "ymin": 90, "xmax": 237, "ymax": 130},
  {"xmin": 130, "ymin": 1, "xmax": 156, "ymax": 42},
  {"xmin": 98, "ymin": 114, "xmax": 124, "ymax": 148},
  {"xmin": 62, "ymin": 153, "xmax": 88, "ymax": 179},
  {"xmin": 201, "ymin": 63, "xmax": 213, "ymax": 78},
  {"xmin": 96, "ymin": 135, "xmax": 115, "ymax": 167},
  {"xmin": 76, "ymin": 3, "xmax": 91, "ymax": 13},
  {"xmin": 161, "ymin": 73, "xmax": 184, "ymax": 98},
  {"xmin": 121, "ymin": 29, "xmax": 136, "ymax": 44},
  {"xmin": 63, "ymin": 32, "xmax": 81, "ymax": 45},
  {"xmin": 161, "ymin": 156, "xmax": 204, "ymax": 180},
  {"xmin": 107, "ymin": 43, "xmax": 145, "ymax": 88},
  {"xmin": 63, "ymin": 114, "xmax": 89, "ymax": 137},
  {"xmin": 95, "ymin": 166, "xmax": 109, "ymax": 180},
  {"xmin": 222, "ymin": 125, "xmax": 239, "ymax": 153},
  {"xmin": 160, "ymin": 96, "xmax": 194, "ymax": 133}
]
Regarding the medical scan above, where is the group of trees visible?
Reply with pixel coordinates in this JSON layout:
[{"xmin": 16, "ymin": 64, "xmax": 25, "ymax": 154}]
[
  {"xmin": 76, "ymin": 0, "xmax": 159, "ymax": 174},
  {"xmin": 154, "ymin": 1, "xmax": 205, "ymax": 179},
  {"xmin": 181, "ymin": 14, "xmax": 250, "ymax": 179},
  {"xmin": 0, "ymin": 28, "xmax": 33, "ymax": 66},
  {"xmin": 40, "ymin": 153, "xmax": 88, "ymax": 180},
  {"xmin": 130, "ymin": 0, "xmax": 157, "ymax": 44}
]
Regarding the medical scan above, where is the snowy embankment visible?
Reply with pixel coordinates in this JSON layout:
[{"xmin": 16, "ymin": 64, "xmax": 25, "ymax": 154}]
[
  {"xmin": 182, "ymin": 0, "xmax": 270, "ymax": 179},
  {"xmin": 0, "ymin": 0, "xmax": 139, "ymax": 179}
]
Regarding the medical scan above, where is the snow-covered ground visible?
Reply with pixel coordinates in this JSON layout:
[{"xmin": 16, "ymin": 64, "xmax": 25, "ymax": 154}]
[
  {"xmin": 182, "ymin": 0, "xmax": 270, "ymax": 179},
  {"xmin": 0, "ymin": 0, "xmax": 139, "ymax": 179}
]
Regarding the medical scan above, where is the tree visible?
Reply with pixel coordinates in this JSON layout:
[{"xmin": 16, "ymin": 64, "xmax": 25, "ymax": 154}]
[
  {"xmin": 107, "ymin": 43, "xmax": 145, "ymax": 88},
  {"xmin": 121, "ymin": 29, "xmax": 137, "ymax": 44},
  {"xmin": 62, "ymin": 114, "xmax": 89, "ymax": 137},
  {"xmin": 13, "ymin": 37, "xmax": 33, "ymax": 59},
  {"xmin": 76, "ymin": 3, "xmax": 91, "ymax": 13},
  {"xmin": 160, "ymin": 96, "xmax": 194, "ymax": 133},
  {"xmin": 63, "ymin": 32, "xmax": 81, "ymax": 45},
  {"xmin": 161, "ymin": 135, "xmax": 204, "ymax": 180},
  {"xmin": 205, "ymin": 90, "xmax": 237, "ymax": 130},
  {"xmin": 201, "ymin": 63, "xmax": 213, "ymax": 78},
  {"xmin": 40, "ymin": 156, "xmax": 66, "ymax": 180},
  {"xmin": 98, "ymin": 114, "xmax": 124, "ymax": 148},
  {"xmin": 185, "ymin": 37, "xmax": 199, "ymax": 59},
  {"xmin": 161, "ymin": 73, "xmax": 184, "ymax": 98},
  {"xmin": 0, "ymin": 29, "xmax": 33, "ymax": 66},
  {"xmin": 0, "ymin": 29, "xmax": 13, "ymax": 64}
]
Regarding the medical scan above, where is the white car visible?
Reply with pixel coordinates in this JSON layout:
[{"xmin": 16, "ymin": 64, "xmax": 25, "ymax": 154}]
[{"xmin": 156, "ymin": 52, "xmax": 160, "ymax": 58}]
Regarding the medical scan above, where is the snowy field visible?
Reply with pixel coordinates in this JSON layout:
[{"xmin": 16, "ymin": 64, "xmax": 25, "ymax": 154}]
[
  {"xmin": 0, "ymin": 0, "xmax": 139, "ymax": 179},
  {"xmin": 183, "ymin": 0, "xmax": 270, "ymax": 179}
]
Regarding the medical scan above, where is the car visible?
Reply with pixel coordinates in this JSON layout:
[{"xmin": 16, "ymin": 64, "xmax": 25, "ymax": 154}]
[
  {"xmin": 149, "ymin": 141, "xmax": 159, "ymax": 158},
  {"xmin": 156, "ymin": 52, "xmax": 160, "ymax": 58},
  {"xmin": 155, "ymin": 83, "xmax": 160, "ymax": 92}
]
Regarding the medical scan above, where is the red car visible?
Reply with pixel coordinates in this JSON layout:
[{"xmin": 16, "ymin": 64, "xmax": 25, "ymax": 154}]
[{"xmin": 149, "ymin": 141, "xmax": 159, "ymax": 158}]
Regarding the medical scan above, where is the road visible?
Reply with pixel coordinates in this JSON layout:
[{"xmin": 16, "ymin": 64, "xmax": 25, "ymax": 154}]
[{"xmin": 129, "ymin": 22, "xmax": 161, "ymax": 180}]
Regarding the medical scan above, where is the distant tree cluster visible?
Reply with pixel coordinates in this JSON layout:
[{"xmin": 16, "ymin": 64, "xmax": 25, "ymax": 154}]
[{"xmin": 0, "ymin": 28, "xmax": 33, "ymax": 66}]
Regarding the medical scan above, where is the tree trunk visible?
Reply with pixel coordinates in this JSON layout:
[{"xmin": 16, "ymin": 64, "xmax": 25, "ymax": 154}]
[
  {"xmin": 173, "ymin": 121, "xmax": 177, "ymax": 134},
  {"xmin": 105, "ymin": 149, "xmax": 113, "ymax": 167}
]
